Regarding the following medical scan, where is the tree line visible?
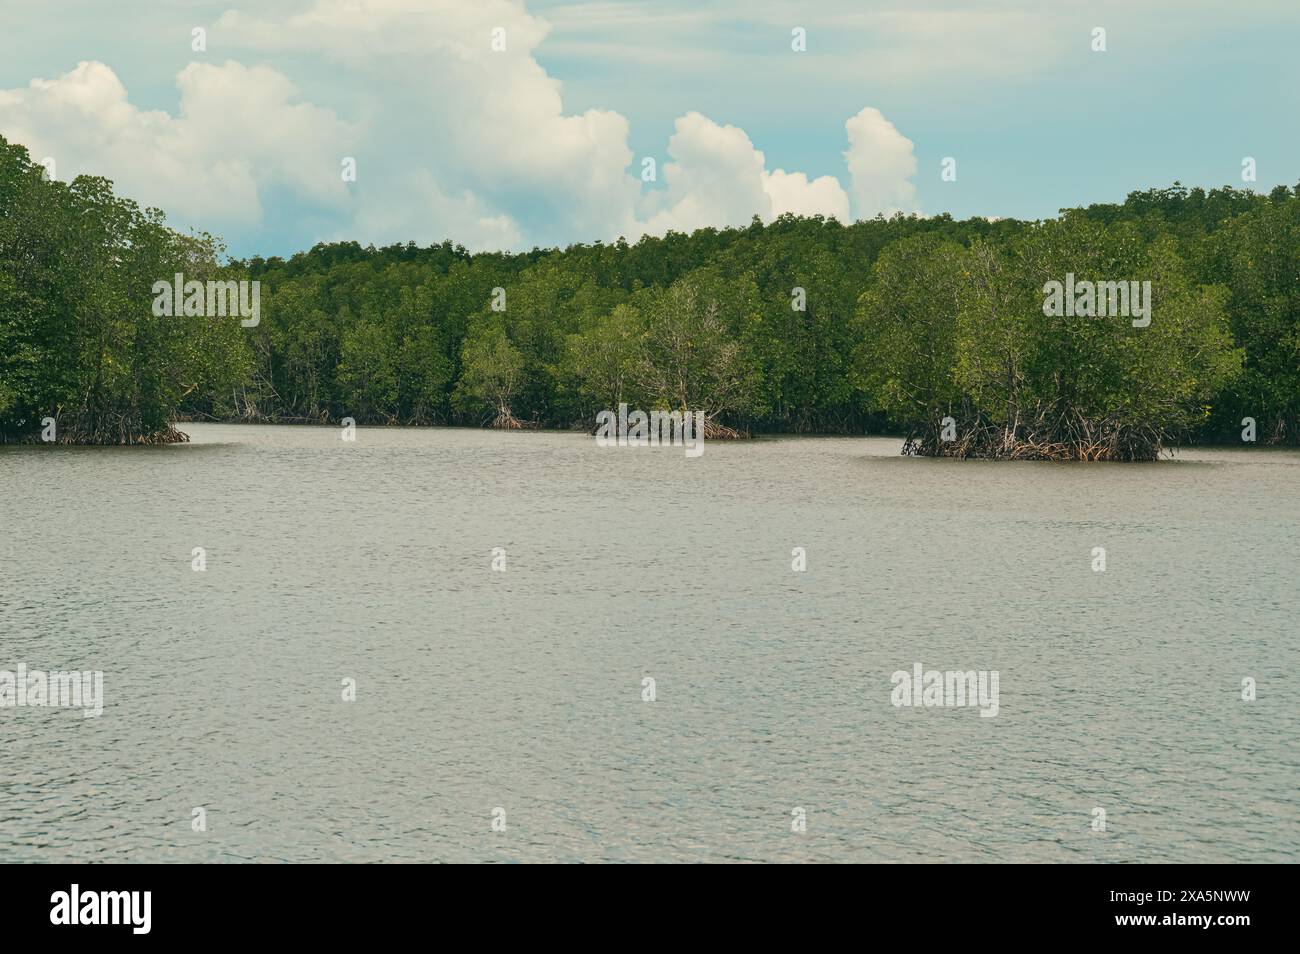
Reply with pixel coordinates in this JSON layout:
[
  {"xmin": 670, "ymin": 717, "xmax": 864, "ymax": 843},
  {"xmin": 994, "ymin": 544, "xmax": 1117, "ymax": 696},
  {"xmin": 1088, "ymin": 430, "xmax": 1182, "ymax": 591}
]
[
  {"xmin": 2, "ymin": 133, "xmax": 1297, "ymax": 455},
  {"xmin": 0, "ymin": 137, "xmax": 246, "ymax": 444}
]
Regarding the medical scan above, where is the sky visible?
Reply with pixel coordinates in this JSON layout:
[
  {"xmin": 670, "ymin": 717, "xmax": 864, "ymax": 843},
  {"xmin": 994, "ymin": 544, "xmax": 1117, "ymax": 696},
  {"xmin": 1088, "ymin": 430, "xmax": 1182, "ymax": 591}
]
[{"xmin": 1, "ymin": 0, "xmax": 1297, "ymax": 259}]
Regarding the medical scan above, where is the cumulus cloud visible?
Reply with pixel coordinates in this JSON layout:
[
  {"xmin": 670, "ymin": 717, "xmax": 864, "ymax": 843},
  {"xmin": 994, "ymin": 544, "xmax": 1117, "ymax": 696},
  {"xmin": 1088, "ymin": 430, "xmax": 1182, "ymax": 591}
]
[
  {"xmin": 641, "ymin": 112, "xmax": 850, "ymax": 234},
  {"xmin": 0, "ymin": 60, "xmax": 352, "ymax": 227},
  {"xmin": 0, "ymin": 0, "xmax": 921, "ymax": 252},
  {"xmin": 843, "ymin": 106, "xmax": 919, "ymax": 219},
  {"xmin": 217, "ymin": 0, "xmax": 641, "ymax": 245},
  {"xmin": 351, "ymin": 168, "xmax": 524, "ymax": 252},
  {"xmin": 762, "ymin": 168, "xmax": 853, "ymax": 222}
]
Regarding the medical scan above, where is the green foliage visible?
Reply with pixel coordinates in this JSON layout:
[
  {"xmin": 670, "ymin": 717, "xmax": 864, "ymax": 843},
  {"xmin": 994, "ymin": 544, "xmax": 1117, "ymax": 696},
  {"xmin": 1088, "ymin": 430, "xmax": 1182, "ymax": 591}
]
[
  {"xmin": 630, "ymin": 269, "xmax": 765, "ymax": 423},
  {"xmin": 858, "ymin": 215, "xmax": 1244, "ymax": 457},
  {"xmin": 1200, "ymin": 198, "xmax": 1300, "ymax": 442},
  {"xmin": 564, "ymin": 303, "xmax": 642, "ymax": 416},
  {"xmin": 856, "ymin": 234, "xmax": 969, "ymax": 438},
  {"xmin": 454, "ymin": 321, "xmax": 526, "ymax": 426},
  {"xmin": 2, "ymin": 132, "xmax": 1294, "ymax": 449},
  {"xmin": 0, "ymin": 136, "xmax": 249, "ymax": 443}
]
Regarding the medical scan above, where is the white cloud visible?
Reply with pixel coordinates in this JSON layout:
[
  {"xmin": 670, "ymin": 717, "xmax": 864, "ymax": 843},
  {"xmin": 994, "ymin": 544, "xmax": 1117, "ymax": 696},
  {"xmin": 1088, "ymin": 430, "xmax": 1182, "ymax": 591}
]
[
  {"xmin": 0, "ymin": 60, "xmax": 352, "ymax": 228},
  {"xmin": 843, "ymin": 106, "xmax": 919, "ymax": 219},
  {"xmin": 217, "ymin": 0, "xmax": 642, "ymax": 245},
  {"xmin": 642, "ymin": 112, "xmax": 770, "ymax": 233},
  {"xmin": 349, "ymin": 168, "xmax": 524, "ymax": 251},
  {"xmin": 0, "ymin": 1, "xmax": 920, "ymax": 251},
  {"xmin": 763, "ymin": 168, "xmax": 852, "ymax": 222},
  {"xmin": 643, "ymin": 112, "xmax": 850, "ymax": 234}
]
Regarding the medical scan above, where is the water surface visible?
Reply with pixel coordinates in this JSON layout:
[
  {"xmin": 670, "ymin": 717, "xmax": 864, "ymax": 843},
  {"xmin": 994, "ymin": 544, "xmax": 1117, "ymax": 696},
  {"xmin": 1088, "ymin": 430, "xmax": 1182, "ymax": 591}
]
[{"xmin": 1, "ymin": 424, "xmax": 1296, "ymax": 862}]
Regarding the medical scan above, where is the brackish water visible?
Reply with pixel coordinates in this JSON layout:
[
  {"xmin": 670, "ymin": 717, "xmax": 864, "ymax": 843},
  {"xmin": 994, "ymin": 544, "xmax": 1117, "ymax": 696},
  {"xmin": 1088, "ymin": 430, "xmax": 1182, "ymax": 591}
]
[{"xmin": 1, "ymin": 424, "xmax": 1296, "ymax": 862}]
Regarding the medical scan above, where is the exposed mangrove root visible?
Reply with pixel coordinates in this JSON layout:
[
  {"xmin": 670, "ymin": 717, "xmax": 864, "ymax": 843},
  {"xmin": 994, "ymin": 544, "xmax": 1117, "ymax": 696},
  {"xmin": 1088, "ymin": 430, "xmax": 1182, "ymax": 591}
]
[
  {"xmin": 1, "ymin": 423, "xmax": 191, "ymax": 445},
  {"xmin": 490, "ymin": 410, "xmax": 526, "ymax": 429},
  {"xmin": 902, "ymin": 416, "xmax": 1166, "ymax": 462},
  {"xmin": 62, "ymin": 424, "xmax": 190, "ymax": 446},
  {"xmin": 702, "ymin": 418, "xmax": 746, "ymax": 440}
]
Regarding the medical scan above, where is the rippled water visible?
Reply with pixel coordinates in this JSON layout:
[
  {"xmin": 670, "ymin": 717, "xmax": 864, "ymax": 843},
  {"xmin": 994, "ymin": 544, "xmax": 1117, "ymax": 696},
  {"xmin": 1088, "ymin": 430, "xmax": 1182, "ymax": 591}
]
[{"xmin": 1, "ymin": 423, "xmax": 1296, "ymax": 862}]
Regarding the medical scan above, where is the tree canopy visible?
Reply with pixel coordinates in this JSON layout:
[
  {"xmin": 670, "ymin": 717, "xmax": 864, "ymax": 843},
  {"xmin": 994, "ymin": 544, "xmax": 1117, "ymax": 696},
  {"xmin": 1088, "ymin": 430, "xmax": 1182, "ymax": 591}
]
[
  {"xmin": 0, "ymin": 137, "xmax": 248, "ymax": 443},
  {"xmin": 2, "ymin": 134, "xmax": 1296, "ymax": 456}
]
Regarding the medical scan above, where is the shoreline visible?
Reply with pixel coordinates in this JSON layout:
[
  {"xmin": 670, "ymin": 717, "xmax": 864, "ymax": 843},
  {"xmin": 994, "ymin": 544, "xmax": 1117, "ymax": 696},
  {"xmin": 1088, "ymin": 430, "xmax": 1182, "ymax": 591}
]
[{"xmin": 4, "ymin": 418, "xmax": 1288, "ymax": 457}]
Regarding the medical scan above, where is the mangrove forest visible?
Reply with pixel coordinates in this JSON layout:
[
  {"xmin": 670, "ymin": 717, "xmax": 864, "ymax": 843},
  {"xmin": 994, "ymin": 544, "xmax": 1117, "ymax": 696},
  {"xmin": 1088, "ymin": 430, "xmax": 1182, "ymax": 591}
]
[{"xmin": 2, "ymin": 134, "xmax": 1298, "ymax": 458}]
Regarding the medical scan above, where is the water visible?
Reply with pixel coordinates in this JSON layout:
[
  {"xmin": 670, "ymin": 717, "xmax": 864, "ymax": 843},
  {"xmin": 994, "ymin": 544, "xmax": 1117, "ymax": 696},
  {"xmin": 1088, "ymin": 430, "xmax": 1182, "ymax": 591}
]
[{"xmin": 1, "ymin": 423, "xmax": 1296, "ymax": 862}]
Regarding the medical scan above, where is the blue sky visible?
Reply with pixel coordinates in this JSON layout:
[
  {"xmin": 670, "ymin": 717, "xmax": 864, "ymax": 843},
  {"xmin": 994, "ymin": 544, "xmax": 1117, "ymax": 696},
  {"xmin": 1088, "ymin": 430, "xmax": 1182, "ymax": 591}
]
[{"xmin": 2, "ymin": 0, "xmax": 1297, "ymax": 259}]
